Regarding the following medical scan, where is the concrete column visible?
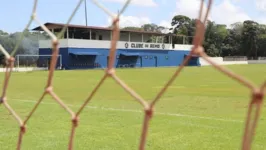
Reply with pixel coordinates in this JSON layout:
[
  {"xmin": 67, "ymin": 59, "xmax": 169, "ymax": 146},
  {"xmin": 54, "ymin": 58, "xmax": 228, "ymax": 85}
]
[
  {"xmin": 66, "ymin": 27, "xmax": 69, "ymax": 39},
  {"xmin": 90, "ymin": 29, "xmax": 92, "ymax": 40}
]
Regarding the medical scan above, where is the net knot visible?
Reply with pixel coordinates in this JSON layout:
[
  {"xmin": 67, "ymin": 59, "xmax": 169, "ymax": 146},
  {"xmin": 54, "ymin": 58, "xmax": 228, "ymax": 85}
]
[
  {"xmin": 113, "ymin": 17, "xmax": 120, "ymax": 24},
  {"xmin": 145, "ymin": 107, "xmax": 154, "ymax": 118},
  {"xmin": 192, "ymin": 46, "xmax": 204, "ymax": 56},
  {"xmin": 52, "ymin": 40, "xmax": 59, "ymax": 46},
  {"xmin": 20, "ymin": 125, "xmax": 26, "ymax": 134},
  {"xmin": 252, "ymin": 89, "xmax": 264, "ymax": 104},
  {"xmin": 5, "ymin": 57, "xmax": 15, "ymax": 66},
  {"xmin": 45, "ymin": 86, "xmax": 53, "ymax": 93},
  {"xmin": 0, "ymin": 96, "xmax": 6, "ymax": 104},
  {"xmin": 106, "ymin": 68, "xmax": 115, "ymax": 76},
  {"xmin": 8, "ymin": 57, "xmax": 15, "ymax": 63},
  {"xmin": 72, "ymin": 116, "xmax": 79, "ymax": 127},
  {"xmin": 31, "ymin": 13, "xmax": 36, "ymax": 20}
]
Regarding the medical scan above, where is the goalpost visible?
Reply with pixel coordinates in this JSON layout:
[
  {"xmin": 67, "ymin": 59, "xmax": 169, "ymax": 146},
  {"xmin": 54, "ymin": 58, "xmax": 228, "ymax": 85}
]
[{"xmin": 15, "ymin": 54, "xmax": 62, "ymax": 72}]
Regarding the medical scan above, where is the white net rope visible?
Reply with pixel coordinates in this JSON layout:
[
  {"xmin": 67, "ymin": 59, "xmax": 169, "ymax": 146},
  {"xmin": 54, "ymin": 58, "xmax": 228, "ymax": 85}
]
[{"xmin": 0, "ymin": 0, "xmax": 265, "ymax": 150}]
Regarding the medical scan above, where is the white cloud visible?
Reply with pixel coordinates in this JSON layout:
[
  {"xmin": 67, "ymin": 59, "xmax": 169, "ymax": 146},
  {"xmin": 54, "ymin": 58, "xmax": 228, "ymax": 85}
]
[
  {"xmin": 107, "ymin": 15, "xmax": 151, "ymax": 27},
  {"xmin": 174, "ymin": 0, "xmax": 251, "ymax": 27},
  {"xmin": 159, "ymin": 20, "xmax": 171, "ymax": 28},
  {"xmin": 103, "ymin": 0, "xmax": 157, "ymax": 7},
  {"xmin": 105, "ymin": 0, "xmax": 255, "ymax": 32},
  {"xmin": 158, "ymin": 20, "xmax": 172, "ymax": 33},
  {"xmin": 211, "ymin": 0, "xmax": 250, "ymax": 26},
  {"xmin": 256, "ymin": 0, "xmax": 266, "ymax": 11},
  {"xmin": 106, "ymin": 16, "xmax": 172, "ymax": 33},
  {"xmin": 175, "ymin": 0, "xmax": 206, "ymax": 21}
]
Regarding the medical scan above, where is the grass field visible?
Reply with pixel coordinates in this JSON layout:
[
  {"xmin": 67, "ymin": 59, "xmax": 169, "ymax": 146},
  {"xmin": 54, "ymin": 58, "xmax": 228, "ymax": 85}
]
[{"xmin": 0, "ymin": 64, "xmax": 265, "ymax": 150}]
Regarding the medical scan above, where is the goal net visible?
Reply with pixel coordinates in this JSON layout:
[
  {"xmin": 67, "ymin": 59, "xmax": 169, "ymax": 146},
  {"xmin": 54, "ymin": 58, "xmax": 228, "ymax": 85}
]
[
  {"xmin": 0, "ymin": 0, "xmax": 265, "ymax": 150},
  {"xmin": 14, "ymin": 54, "xmax": 62, "ymax": 72}
]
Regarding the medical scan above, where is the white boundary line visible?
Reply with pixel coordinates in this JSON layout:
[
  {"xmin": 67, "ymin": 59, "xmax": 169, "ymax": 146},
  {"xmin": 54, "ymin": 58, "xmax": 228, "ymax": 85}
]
[
  {"xmin": 3, "ymin": 99, "xmax": 265, "ymax": 149},
  {"xmin": 10, "ymin": 98, "xmax": 243, "ymax": 124}
]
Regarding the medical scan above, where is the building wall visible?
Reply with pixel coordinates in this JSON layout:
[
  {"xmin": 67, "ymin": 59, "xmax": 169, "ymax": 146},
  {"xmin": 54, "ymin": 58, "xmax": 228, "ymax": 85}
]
[
  {"xmin": 39, "ymin": 39, "xmax": 193, "ymax": 51},
  {"xmin": 38, "ymin": 48, "xmax": 69, "ymax": 68},
  {"xmin": 38, "ymin": 47, "xmax": 199, "ymax": 69},
  {"xmin": 38, "ymin": 38, "xmax": 198, "ymax": 69},
  {"xmin": 38, "ymin": 48, "xmax": 199, "ymax": 69},
  {"xmin": 68, "ymin": 48, "xmax": 108, "ymax": 69},
  {"xmin": 45, "ymin": 48, "xmax": 199, "ymax": 69}
]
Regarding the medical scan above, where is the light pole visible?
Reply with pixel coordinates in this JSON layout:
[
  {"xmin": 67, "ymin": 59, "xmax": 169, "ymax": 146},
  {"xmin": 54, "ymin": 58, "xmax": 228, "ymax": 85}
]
[{"xmin": 84, "ymin": 0, "xmax": 88, "ymax": 26}]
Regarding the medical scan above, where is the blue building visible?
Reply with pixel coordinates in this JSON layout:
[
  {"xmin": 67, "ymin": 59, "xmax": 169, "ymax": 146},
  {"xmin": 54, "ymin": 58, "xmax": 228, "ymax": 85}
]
[{"xmin": 32, "ymin": 22, "xmax": 200, "ymax": 70}]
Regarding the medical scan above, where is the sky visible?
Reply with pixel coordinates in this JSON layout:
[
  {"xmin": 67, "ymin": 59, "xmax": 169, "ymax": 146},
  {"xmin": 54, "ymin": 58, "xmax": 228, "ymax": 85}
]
[{"xmin": 2, "ymin": 0, "xmax": 266, "ymax": 33}]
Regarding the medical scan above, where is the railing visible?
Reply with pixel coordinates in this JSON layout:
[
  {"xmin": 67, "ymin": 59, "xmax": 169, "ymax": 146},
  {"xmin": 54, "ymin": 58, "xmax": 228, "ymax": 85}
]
[
  {"xmin": 223, "ymin": 56, "xmax": 248, "ymax": 61},
  {"xmin": 39, "ymin": 39, "xmax": 193, "ymax": 51}
]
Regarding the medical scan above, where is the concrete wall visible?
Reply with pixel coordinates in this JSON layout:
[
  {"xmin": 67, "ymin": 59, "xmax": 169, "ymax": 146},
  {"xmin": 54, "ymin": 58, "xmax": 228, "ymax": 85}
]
[
  {"xmin": 63, "ymin": 48, "xmax": 196, "ymax": 69},
  {"xmin": 248, "ymin": 60, "xmax": 266, "ymax": 64},
  {"xmin": 38, "ymin": 47, "xmax": 199, "ymax": 69},
  {"xmin": 199, "ymin": 57, "xmax": 248, "ymax": 66},
  {"xmin": 200, "ymin": 57, "xmax": 266, "ymax": 66},
  {"xmin": 38, "ymin": 39, "xmax": 193, "ymax": 51},
  {"xmin": 38, "ymin": 48, "xmax": 68, "ymax": 68},
  {"xmin": 0, "ymin": 67, "xmax": 48, "ymax": 72}
]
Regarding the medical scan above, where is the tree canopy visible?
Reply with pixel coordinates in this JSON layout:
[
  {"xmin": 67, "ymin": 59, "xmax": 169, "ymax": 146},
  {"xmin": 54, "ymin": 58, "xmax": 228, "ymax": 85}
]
[
  {"xmin": 128, "ymin": 15, "xmax": 266, "ymax": 58},
  {"xmin": 0, "ymin": 14, "xmax": 266, "ymax": 59}
]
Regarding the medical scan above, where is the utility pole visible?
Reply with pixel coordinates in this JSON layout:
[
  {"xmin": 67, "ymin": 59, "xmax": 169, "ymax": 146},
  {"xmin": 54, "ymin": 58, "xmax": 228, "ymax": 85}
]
[{"xmin": 84, "ymin": 0, "xmax": 88, "ymax": 26}]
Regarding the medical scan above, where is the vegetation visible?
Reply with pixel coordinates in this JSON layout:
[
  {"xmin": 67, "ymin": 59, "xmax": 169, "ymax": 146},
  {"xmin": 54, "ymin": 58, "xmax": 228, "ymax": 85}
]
[
  {"xmin": 0, "ymin": 14, "xmax": 266, "ymax": 63},
  {"xmin": 122, "ymin": 15, "xmax": 266, "ymax": 59},
  {"xmin": 0, "ymin": 65, "xmax": 265, "ymax": 150},
  {"xmin": 0, "ymin": 29, "xmax": 49, "ymax": 65}
]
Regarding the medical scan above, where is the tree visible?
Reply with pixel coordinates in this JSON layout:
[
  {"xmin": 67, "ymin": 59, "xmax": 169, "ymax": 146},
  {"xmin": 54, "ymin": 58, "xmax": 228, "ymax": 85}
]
[
  {"xmin": 257, "ymin": 34, "xmax": 266, "ymax": 57},
  {"xmin": 141, "ymin": 23, "xmax": 166, "ymax": 33},
  {"xmin": 198, "ymin": 20, "xmax": 228, "ymax": 56},
  {"xmin": 168, "ymin": 15, "xmax": 196, "ymax": 45},
  {"xmin": 0, "ymin": 30, "xmax": 9, "ymax": 36},
  {"xmin": 0, "ymin": 54, "xmax": 5, "ymax": 67},
  {"xmin": 241, "ymin": 20, "xmax": 259, "ymax": 59},
  {"xmin": 204, "ymin": 21, "xmax": 219, "ymax": 56},
  {"xmin": 170, "ymin": 15, "xmax": 191, "ymax": 34},
  {"xmin": 221, "ymin": 22, "xmax": 243, "ymax": 56},
  {"xmin": 122, "ymin": 26, "xmax": 143, "ymax": 31}
]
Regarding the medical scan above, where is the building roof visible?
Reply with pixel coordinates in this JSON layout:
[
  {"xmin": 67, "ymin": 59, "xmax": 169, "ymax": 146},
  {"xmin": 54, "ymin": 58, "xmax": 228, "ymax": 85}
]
[{"xmin": 31, "ymin": 22, "xmax": 175, "ymax": 36}]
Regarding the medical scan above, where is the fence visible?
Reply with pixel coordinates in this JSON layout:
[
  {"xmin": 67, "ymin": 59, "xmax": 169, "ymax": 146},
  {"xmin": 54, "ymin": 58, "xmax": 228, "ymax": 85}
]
[{"xmin": 224, "ymin": 56, "xmax": 266, "ymax": 61}]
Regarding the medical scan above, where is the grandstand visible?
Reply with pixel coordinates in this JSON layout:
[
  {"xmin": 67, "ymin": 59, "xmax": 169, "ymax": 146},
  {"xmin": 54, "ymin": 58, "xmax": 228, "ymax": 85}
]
[{"xmin": 32, "ymin": 22, "xmax": 199, "ymax": 70}]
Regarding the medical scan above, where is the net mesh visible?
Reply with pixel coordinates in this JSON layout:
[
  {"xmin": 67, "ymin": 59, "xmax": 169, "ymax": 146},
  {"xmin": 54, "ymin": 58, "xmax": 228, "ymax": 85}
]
[{"xmin": 0, "ymin": 0, "xmax": 265, "ymax": 150}]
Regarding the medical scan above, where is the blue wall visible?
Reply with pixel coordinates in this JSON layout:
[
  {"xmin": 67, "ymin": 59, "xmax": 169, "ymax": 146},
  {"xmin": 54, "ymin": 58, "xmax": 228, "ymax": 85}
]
[
  {"xmin": 39, "ymin": 47, "xmax": 200, "ymax": 69},
  {"xmin": 38, "ymin": 48, "xmax": 69, "ymax": 68}
]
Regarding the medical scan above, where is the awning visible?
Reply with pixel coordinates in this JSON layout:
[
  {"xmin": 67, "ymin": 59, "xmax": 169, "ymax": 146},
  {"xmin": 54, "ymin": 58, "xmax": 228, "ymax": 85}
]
[
  {"xmin": 69, "ymin": 51, "xmax": 101, "ymax": 56},
  {"xmin": 120, "ymin": 53, "xmax": 141, "ymax": 56}
]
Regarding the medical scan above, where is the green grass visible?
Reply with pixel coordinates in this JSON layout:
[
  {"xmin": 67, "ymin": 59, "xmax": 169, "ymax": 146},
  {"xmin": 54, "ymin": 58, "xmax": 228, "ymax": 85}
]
[{"xmin": 0, "ymin": 64, "xmax": 265, "ymax": 150}]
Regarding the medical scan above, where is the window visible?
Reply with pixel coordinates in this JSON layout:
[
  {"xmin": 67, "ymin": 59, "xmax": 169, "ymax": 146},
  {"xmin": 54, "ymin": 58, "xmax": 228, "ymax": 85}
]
[
  {"xmin": 149, "ymin": 56, "xmax": 153, "ymax": 59},
  {"xmin": 99, "ymin": 35, "xmax": 103, "ymax": 40},
  {"xmin": 165, "ymin": 56, "xmax": 169, "ymax": 60},
  {"xmin": 91, "ymin": 32, "xmax": 96, "ymax": 40},
  {"xmin": 145, "ymin": 56, "xmax": 148, "ymax": 59}
]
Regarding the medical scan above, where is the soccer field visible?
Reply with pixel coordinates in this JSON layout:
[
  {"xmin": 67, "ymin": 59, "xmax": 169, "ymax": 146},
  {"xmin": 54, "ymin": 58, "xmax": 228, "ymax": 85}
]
[{"xmin": 0, "ymin": 64, "xmax": 265, "ymax": 150}]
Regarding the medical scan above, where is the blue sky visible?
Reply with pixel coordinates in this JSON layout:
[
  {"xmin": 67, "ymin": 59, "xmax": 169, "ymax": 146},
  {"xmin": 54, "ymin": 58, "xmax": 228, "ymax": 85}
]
[{"xmin": 1, "ymin": 0, "xmax": 266, "ymax": 33}]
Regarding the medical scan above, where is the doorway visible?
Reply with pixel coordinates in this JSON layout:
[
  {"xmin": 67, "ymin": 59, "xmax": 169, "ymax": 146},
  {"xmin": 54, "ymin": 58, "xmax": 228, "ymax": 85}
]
[{"xmin": 154, "ymin": 56, "xmax": 158, "ymax": 67}]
